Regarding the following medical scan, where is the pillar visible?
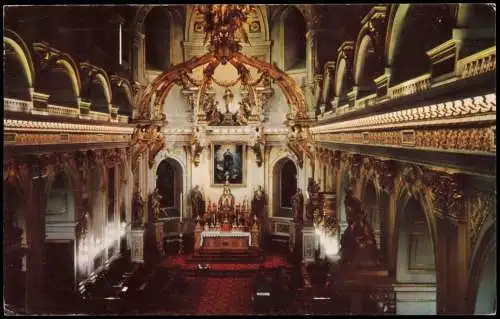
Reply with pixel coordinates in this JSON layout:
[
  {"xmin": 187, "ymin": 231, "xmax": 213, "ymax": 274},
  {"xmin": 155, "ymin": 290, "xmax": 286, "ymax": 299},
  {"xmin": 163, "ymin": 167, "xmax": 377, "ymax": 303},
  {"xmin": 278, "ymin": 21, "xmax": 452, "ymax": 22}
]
[
  {"xmin": 133, "ymin": 31, "xmax": 146, "ymax": 83},
  {"xmin": 20, "ymin": 159, "xmax": 48, "ymax": 313}
]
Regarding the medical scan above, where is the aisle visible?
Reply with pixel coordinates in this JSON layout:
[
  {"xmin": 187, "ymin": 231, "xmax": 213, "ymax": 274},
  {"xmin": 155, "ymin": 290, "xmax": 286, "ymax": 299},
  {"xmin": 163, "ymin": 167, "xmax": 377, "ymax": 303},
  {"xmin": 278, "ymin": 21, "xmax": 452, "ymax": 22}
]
[{"xmin": 194, "ymin": 277, "xmax": 252, "ymax": 315}]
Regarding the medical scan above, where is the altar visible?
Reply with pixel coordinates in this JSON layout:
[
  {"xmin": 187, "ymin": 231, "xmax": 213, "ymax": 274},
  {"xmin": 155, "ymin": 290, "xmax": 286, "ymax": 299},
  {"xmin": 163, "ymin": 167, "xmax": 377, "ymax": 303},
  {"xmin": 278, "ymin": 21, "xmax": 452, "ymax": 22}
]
[
  {"xmin": 193, "ymin": 181, "xmax": 262, "ymax": 257},
  {"xmin": 200, "ymin": 231, "xmax": 251, "ymax": 251}
]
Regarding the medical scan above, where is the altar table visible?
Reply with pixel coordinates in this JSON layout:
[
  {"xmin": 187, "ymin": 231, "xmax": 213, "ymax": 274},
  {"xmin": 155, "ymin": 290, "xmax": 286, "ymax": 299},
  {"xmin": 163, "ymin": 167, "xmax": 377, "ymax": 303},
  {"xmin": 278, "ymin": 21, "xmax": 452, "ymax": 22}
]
[{"xmin": 200, "ymin": 231, "xmax": 251, "ymax": 250}]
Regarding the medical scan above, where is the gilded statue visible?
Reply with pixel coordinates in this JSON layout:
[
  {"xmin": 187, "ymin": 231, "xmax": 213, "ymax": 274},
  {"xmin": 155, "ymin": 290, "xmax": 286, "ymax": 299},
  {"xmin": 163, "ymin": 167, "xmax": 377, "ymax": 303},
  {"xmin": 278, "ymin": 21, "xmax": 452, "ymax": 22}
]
[
  {"xmin": 291, "ymin": 188, "xmax": 304, "ymax": 223},
  {"xmin": 251, "ymin": 185, "xmax": 266, "ymax": 218},
  {"xmin": 132, "ymin": 190, "xmax": 146, "ymax": 227},
  {"xmin": 218, "ymin": 181, "xmax": 236, "ymax": 216},
  {"xmin": 190, "ymin": 185, "xmax": 205, "ymax": 218},
  {"xmin": 150, "ymin": 188, "xmax": 164, "ymax": 220},
  {"xmin": 339, "ymin": 189, "xmax": 379, "ymax": 266}
]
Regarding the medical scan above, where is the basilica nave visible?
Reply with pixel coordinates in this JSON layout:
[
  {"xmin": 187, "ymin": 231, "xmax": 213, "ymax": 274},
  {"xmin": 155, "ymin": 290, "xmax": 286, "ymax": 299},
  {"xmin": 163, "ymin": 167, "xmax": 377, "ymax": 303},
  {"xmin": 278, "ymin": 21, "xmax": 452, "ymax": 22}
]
[{"xmin": 3, "ymin": 4, "xmax": 496, "ymax": 315}]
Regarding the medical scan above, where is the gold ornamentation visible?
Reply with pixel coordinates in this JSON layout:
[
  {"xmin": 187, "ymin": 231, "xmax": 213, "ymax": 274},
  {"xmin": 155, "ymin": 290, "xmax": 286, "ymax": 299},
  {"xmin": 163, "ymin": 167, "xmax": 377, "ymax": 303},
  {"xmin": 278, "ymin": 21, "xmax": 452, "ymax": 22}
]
[
  {"xmin": 315, "ymin": 127, "xmax": 494, "ymax": 153},
  {"xmin": 468, "ymin": 191, "xmax": 495, "ymax": 250},
  {"xmin": 422, "ymin": 171, "xmax": 465, "ymax": 223}
]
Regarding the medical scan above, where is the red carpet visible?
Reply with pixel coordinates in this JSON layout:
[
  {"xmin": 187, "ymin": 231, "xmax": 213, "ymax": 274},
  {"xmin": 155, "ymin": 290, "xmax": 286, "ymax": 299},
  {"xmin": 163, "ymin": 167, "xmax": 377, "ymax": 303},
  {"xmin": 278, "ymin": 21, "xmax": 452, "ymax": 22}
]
[
  {"xmin": 161, "ymin": 253, "xmax": 291, "ymax": 271},
  {"xmin": 195, "ymin": 277, "xmax": 251, "ymax": 314}
]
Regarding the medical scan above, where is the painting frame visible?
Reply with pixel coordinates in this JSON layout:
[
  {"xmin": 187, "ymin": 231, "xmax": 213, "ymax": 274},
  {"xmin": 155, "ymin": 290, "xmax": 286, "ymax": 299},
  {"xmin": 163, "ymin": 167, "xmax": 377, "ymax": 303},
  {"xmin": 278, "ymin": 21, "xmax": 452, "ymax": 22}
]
[{"xmin": 211, "ymin": 143, "xmax": 247, "ymax": 187}]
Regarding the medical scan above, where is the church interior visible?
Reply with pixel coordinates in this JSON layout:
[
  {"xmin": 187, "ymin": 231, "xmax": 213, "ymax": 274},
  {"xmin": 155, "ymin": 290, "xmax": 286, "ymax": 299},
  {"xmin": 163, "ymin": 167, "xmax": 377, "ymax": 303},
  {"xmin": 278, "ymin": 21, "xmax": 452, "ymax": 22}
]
[{"xmin": 3, "ymin": 4, "xmax": 497, "ymax": 315}]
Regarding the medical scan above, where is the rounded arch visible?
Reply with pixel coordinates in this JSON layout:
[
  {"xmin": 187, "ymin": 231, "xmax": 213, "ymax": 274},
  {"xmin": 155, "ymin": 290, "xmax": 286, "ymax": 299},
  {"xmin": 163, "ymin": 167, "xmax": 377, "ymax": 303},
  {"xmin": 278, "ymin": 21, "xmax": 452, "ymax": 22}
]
[
  {"xmin": 88, "ymin": 72, "xmax": 111, "ymax": 113},
  {"xmin": 111, "ymin": 78, "xmax": 135, "ymax": 116},
  {"xmin": 144, "ymin": 6, "xmax": 172, "ymax": 71},
  {"xmin": 4, "ymin": 29, "xmax": 35, "ymax": 99},
  {"xmin": 155, "ymin": 157, "xmax": 184, "ymax": 217},
  {"xmin": 272, "ymin": 157, "xmax": 298, "ymax": 218},
  {"xmin": 38, "ymin": 54, "xmax": 82, "ymax": 107},
  {"xmin": 385, "ymin": 4, "xmax": 457, "ymax": 85},
  {"xmin": 53, "ymin": 55, "xmax": 82, "ymax": 98},
  {"xmin": 467, "ymin": 223, "xmax": 496, "ymax": 314},
  {"xmin": 353, "ymin": 34, "xmax": 381, "ymax": 94},
  {"xmin": 394, "ymin": 189, "xmax": 437, "ymax": 283},
  {"xmin": 280, "ymin": 6, "xmax": 307, "ymax": 71}
]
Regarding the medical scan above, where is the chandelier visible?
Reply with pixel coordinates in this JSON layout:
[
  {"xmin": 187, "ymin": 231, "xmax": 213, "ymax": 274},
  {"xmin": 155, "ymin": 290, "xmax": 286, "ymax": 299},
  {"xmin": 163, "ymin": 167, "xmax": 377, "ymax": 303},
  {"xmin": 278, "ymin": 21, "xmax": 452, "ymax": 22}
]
[{"xmin": 197, "ymin": 4, "xmax": 255, "ymax": 64}]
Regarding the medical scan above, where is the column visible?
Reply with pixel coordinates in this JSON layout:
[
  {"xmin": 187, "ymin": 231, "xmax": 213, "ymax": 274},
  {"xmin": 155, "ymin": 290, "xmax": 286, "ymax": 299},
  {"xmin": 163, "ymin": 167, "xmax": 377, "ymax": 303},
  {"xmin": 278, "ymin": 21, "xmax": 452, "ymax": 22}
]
[
  {"xmin": 22, "ymin": 159, "xmax": 48, "ymax": 313},
  {"xmin": 306, "ymin": 24, "xmax": 339, "ymax": 115},
  {"xmin": 133, "ymin": 31, "xmax": 146, "ymax": 83}
]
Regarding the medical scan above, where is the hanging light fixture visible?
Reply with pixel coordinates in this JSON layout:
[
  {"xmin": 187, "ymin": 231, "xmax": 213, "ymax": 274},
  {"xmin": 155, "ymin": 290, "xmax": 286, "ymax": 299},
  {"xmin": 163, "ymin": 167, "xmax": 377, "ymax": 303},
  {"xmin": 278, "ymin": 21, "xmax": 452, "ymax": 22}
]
[{"xmin": 197, "ymin": 4, "xmax": 255, "ymax": 64}]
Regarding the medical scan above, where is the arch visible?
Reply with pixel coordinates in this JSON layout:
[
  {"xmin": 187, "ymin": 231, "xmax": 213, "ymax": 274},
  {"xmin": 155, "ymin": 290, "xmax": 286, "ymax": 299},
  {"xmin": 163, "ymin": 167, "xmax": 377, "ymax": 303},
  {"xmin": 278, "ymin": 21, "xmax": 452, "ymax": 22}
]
[
  {"xmin": 138, "ymin": 50, "xmax": 310, "ymax": 121},
  {"xmin": 385, "ymin": 4, "xmax": 457, "ymax": 85},
  {"xmin": 145, "ymin": 6, "xmax": 172, "ymax": 71},
  {"xmin": 281, "ymin": 6, "xmax": 307, "ymax": 71},
  {"xmin": 468, "ymin": 223, "xmax": 496, "ymax": 314},
  {"xmin": 111, "ymin": 76, "xmax": 135, "ymax": 114},
  {"xmin": 272, "ymin": 157, "xmax": 298, "ymax": 218},
  {"xmin": 53, "ymin": 55, "xmax": 82, "ymax": 98},
  {"xmin": 353, "ymin": 34, "xmax": 380, "ymax": 94},
  {"xmin": 4, "ymin": 29, "xmax": 35, "ymax": 93},
  {"xmin": 385, "ymin": 4, "xmax": 410, "ymax": 68},
  {"xmin": 395, "ymin": 190, "xmax": 437, "ymax": 280},
  {"xmin": 156, "ymin": 158, "xmax": 184, "ymax": 217},
  {"xmin": 37, "ymin": 53, "xmax": 82, "ymax": 107},
  {"xmin": 467, "ymin": 213, "xmax": 497, "ymax": 313},
  {"xmin": 334, "ymin": 42, "xmax": 354, "ymax": 102}
]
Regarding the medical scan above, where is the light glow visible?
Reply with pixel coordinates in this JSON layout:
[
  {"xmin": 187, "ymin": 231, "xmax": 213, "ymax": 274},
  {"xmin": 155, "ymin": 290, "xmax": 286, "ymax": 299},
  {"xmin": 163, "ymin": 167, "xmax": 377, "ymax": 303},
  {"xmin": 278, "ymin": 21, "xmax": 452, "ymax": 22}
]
[{"xmin": 77, "ymin": 222, "xmax": 127, "ymax": 274}]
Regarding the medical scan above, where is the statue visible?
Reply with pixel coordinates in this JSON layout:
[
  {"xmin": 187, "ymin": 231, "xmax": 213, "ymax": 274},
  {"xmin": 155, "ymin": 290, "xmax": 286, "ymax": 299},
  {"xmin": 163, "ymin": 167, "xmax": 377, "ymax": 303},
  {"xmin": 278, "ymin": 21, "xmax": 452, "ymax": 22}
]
[
  {"xmin": 291, "ymin": 188, "xmax": 304, "ymax": 223},
  {"xmin": 305, "ymin": 178, "xmax": 321, "ymax": 221},
  {"xmin": 150, "ymin": 188, "xmax": 164, "ymax": 221},
  {"xmin": 218, "ymin": 181, "xmax": 235, "ymax": 216},
  {"xmin": 132, "ymin": 190, "xmax": 146, "ymax": 227},
  {"xmin": 223, "ymin": 148, "xmax": 234, "ymax": 180},
  {"xmin": 190, "ymin": 185, "xmax": 205, "ymax": 218},
  {"xmin": 339, "ymin": 189, "xmax": 379, "ymax": 266},
  {"xmin": 251, "ymin": 185, "xmax": 266, "ymax": 218}
]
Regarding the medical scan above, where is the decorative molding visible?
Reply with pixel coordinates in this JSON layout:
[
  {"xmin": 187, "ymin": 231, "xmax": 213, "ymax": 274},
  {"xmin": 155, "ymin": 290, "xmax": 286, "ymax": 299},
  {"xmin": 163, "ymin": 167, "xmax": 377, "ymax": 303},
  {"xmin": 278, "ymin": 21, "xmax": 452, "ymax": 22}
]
[
  {"xmin": 468, "ymin": 190, "xmax": 495, "ymax": 251},
  {"xmin": 314, "ymin": 127, "xmax": 495, "ymax": 153},
  {"xmin": 311, "ymin": 93, "xmax": 496, "ymax": 134},
  {"xmin": 422, "ymin": 170, "xmax": 466, "ymax": 223},
  {"xmin": 4, "ymin": 119, "xmax": 134, "ymax": 134}
]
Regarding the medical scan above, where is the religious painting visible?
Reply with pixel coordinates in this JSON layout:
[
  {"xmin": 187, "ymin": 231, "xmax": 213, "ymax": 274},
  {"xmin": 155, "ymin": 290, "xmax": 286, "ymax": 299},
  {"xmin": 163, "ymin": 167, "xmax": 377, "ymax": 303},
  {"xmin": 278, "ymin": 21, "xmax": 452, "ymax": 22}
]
[{"xmin": 212, "ymin": 144, "xmax": 246, "ymax": 186}]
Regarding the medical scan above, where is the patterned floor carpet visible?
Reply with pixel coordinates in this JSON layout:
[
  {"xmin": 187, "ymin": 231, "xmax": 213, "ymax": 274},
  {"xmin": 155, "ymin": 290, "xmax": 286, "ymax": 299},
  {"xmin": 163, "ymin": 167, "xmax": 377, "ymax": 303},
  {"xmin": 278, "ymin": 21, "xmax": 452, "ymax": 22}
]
[{"xmin": 161, "ymin": 253, "xmax": 291, "ymax": 271}]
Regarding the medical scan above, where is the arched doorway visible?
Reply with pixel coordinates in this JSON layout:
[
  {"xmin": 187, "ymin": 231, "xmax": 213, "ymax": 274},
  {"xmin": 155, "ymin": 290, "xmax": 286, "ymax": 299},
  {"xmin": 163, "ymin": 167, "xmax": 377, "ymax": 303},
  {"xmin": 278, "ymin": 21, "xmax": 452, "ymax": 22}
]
[
  {"xmin": 273, "ymin": 158, "xmax": 297, "ymax": 218},
  {"xmin": 395, "ymin": 197, "xmax": 436, "ymax": 314},
  {"xmin": 156, "ymin": 158, "xmax": 183, "ymax": 217}
]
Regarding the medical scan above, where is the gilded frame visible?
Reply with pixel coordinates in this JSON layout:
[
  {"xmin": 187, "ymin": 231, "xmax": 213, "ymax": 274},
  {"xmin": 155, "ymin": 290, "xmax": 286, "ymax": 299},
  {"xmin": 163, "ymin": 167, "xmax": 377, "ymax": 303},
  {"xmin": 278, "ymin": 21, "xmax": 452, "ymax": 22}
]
[{"xmin": 211, "ymin": 143, "xmax": 247, "ymax": 187}]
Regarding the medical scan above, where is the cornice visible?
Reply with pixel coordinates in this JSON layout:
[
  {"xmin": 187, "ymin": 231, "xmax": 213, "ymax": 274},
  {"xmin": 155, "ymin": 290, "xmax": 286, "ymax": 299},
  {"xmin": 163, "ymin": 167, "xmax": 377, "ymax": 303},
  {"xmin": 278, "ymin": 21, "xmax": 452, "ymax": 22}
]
[{"xmin": 4, "ymin": 118, "xmax": 135, "ymax": 134}]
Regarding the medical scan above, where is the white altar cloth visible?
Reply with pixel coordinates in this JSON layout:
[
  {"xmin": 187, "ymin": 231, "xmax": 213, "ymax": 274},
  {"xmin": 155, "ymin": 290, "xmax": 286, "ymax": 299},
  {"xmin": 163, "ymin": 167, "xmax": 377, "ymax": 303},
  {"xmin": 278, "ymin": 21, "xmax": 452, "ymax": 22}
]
[{"xmin": 200, "ymin": 231, "xmax": 251, "ymax": 246}]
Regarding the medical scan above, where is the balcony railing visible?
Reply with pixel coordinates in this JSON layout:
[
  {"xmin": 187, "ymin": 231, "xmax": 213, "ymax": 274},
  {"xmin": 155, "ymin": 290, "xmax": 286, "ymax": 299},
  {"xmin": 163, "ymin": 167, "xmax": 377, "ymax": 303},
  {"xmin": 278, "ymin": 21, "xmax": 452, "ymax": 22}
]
[
  {"xmin": 4, "ymin": 97, "xmax": 32, "ymax": 112},
  {"xmin": 456, "ymin": 46, "xmax": 496, "ymax": 79},
  {"xmin": 47, "ymin": 104, "xmax": 79, "ymax": 117},
  {"xmin": 89, "ymin": 111, "xmax": 110, "ymax": 122},
  {"xmin": 388, "ymin": 73, "xmax": 431, "ymax": 100}
]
